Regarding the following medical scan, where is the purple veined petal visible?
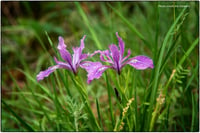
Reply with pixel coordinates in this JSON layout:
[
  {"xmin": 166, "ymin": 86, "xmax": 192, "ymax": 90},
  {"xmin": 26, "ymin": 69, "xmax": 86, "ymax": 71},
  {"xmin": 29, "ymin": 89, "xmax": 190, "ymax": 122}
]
[
  {"xmin": 80, "ymin": 35, "xmax": 86, "ymax": 51},
  {"xmin": 72, "ymin": 47, "xmax": 80, "ymax": 67},
  {"xmin": 57, "ymin": 36, "xmax": 66, "ymax": 49},
  {"xmin": 36, "ymin": 65, "xmax": 60, "ymax": 81},
  {"xmin": 87, "ymin": 65, "xmax": 110, "ymax": 84},
  {"xmin": 54, "ymin": 56, "xmax": 78, "ymax": 75},
  {"xmin": 80, "ymin": 53, "xmax": 89, "ymax": 61},
  {"xmin": 90, "ymin": 50, "xmax": 108, "ymax": 58},
  {"xmin": 72, "ymin": 48, "xmax": 83, "ymax": 71},
  {"xmin": 54, "ymin": 57, "xmax": 72, "ymax": 70},
  {"xmin": 72, "ymin": 35, "xmax": 86, "ymax": 68},
  {"xmin": 80, "ymin": 61, "xmax": 110, "ymax": 84},
  {"xmin": 121, "ymin": 49, "xmax": 131, "ymax": 63},
  {"xmin": 90, "ymin": 50, "xmax": 113, "ymax": 64},
  {"xmin": 109, "ymin": 44, "xmax": 120, "ymax": 62},
  {"xmin": 90, "ymin": 50, "xmax": 103, "ymax": 57},
  {"xmin": 116, "ymin": 32, "xmax": 125, "ymax": 59},
  {"xmin": 57, "ymin": 36, "xmax": 72, "ymax": 64},
  {"xmin": 125, "ymin": 55, "xmax": 154, "ymax": 70},
  {"xmin": 109, "ymin": 44, "xmax": 120, "ymax": 70},
  {"xmin": 80, "ymin": 61, "xmax": 101, "ymax": 72},
  {"xmin": 99, "ymin": 50, "xmax": 113, "ymax": 64}
]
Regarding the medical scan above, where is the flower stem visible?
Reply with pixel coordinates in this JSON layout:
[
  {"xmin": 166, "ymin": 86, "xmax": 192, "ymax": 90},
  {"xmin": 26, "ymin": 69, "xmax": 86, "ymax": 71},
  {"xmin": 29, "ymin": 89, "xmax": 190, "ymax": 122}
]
[
  {"xmin": 116, "ymin": 74, "xmax": 128, "ymax": 103},
  {"xmin": 149, "ymin": 103, "xmax": 159, "ymax": 131},
  {"xmin": 149, "ymin": 96, "xmax": 163, "ymax": 131}
]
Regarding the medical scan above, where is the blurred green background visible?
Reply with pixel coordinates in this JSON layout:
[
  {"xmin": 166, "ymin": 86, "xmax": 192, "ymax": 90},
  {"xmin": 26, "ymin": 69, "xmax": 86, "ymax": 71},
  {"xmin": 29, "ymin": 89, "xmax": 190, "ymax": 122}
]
[{"xmin": 1, "ymin": 1, "xmax": 199, "ymax": 131}]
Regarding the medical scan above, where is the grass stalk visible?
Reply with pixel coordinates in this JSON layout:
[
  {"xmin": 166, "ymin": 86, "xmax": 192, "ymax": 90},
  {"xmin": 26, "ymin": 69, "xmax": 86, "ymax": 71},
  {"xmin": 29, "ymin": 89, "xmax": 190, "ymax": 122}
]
[
  {"xmin": 147, "ymin": 7, "xmax": 187, "ymax": 131},
  {"xmin": 96, "ymin": 98, "xmax": 104, "ymax": 131},
  {"xmin": 2, "ymin": 99, "xmax": 34, "ymax": 131},
  {"xmin": 75, "ymin": 2, "xmax": 102, "ymax": 50},
  {"xmin": 105, "ymin": 72, "xmax": 115, "ymax": 130},
  {"xmin": 71, "ymin": 75, "xmax": 101, "ymax": 131},
  {"xmin": 107, "ymin": 3, "xmax": 145, "ymax": 41}
]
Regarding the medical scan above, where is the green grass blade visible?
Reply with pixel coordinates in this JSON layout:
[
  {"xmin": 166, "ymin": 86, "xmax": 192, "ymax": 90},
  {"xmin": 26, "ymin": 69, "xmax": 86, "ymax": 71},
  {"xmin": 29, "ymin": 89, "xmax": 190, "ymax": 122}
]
[
  {"xmin": 105, "ymin": 72, "xmax": 115, "ymax": 129},
  {"xmin": 45, "ymin": 31, "xmax": 58, "ymax": 55},
  {"xmin": 147, "ymin": 7, "xmax": 187, "ymax": 131},
  {"xmin": 18, "ymin": 69, "xmax": 52, "ymax": 99},
  {"xmin": 153, "ymin": 2, "xmax": 160, "ymax": 61},
  {"xmin": 2, "ymin": 99, "xmax": 35, "ymax": 131},
  {"xmin": 34, "ymin": 30, "xmax": 48, "ymax": 53},
  {"xmin": 191, "ymin": 92, "xmax": 198, "ymax": 131},
  {"xmin": 96, "ymin": 98, "xmax": 104, "ymax": 131},
  {"xmin": 63, "ymin": 71, "xmax": 72, "ymax": 97},
  {"xmin": 70, "ymin": 75, "xmax": 101, "ymax": 131},
  {"xmin": 8, "ymin": 71, "xmax": 35, "ymax": 109},
  {"xmin": 10, "ymin": 91, "xmax": 53, "ymax": 104},
  {"xmin": 163, "ymin": 38, "xmax": 199, "ymax": 94},
  {"xmin": 108, "ymin": 3, "xmax": 145, "ymax": 41},
  {"xmin": 133, "ymin": 71, "xmax": 138, "ymax": 131},
  {"xmin": 184, "ymin": 60, "xmax": 198, "ymax": 92},
  {"xmin": 50, "ymin": 76, "xmax": 62, "ymax": 119},
  {"xmin": 75, "ymin": 2, "xmax": 102, "ymax": 50},
  {"xmin": 177, "ymin": 38, "xmax": 199, "ymax": 66},
  {"xmin": 18, "ymin": 69, "xmax": 53, "ymax": 123}
]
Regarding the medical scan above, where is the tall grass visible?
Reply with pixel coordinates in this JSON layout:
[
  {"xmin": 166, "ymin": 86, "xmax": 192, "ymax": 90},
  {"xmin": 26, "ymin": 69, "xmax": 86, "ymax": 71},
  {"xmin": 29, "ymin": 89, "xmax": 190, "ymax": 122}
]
[{"xmin": 2, "ymin": 1, "xmax": 199, "ymax": 131}]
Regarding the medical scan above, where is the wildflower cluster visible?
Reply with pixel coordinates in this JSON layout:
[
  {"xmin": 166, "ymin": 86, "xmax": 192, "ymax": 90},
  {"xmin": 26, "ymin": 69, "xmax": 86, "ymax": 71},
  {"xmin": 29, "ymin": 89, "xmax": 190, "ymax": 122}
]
[{"xmin": 37, "ymin": 32, "xmax": 154, "ymax": 83}]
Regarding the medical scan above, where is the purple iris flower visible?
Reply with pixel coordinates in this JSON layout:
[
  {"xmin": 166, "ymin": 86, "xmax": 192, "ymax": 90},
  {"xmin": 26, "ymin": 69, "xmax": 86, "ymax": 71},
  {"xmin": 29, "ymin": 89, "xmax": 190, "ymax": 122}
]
[
  {"xmin": 81, "ymin": 32, "xmax": 154, "ymax": 84},
  {"xmin": 37, "ymin": 35, "xmax": 89, "ymax": 81}
]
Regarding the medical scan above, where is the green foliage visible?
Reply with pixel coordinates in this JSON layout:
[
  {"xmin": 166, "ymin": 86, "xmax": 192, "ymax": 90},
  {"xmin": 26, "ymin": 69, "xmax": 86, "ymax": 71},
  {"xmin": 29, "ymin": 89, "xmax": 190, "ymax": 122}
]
[{"xmin": 2, "ymin": 1, "xmax": 199, "ymax": 132}]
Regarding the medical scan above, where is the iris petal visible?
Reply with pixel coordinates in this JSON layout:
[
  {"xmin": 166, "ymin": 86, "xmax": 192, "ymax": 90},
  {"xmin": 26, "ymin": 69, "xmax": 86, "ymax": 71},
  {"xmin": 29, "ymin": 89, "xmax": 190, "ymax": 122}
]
[
  {"xmin": 80, "ymin": 53, "xmax": 89, "ymax": 61},
  {"xmin": 109, "ymin": 44, "xmax": 120, "ymax": 71},
  {"xmin": 37, "ymin": 35, "xmax": 89, "ymax": 81},
  {"xmin": 109, "ymin": 44, "xmax": 120, "ymax": 62},
  {"xmin": 125, "ymin": 55, "xmax": 154, "ymax": 70},
  {"xmin": 54, "ymin": 57, "xmax": 72, "ymax": 70},
  {"xmin": 57, "ymin": 36, "xmax": 72, "ymax": 64},
  {"xmin": 36, "ymin": 65, "xmax": 60, "ymax": 81},
  {"xmin": 116, "ymin": 32, "xmax": 125, "ymax": 59},
  {"xmin": 80, "ymin": 61, "xmax": 110, "ymax": 84},
  {"xmin": 122, "ymin": 49, "xmax": 131, "ymax": 63},
  {"xmin": 72, "ymin": 35, "xmax": 87, "ymax": 69},
  {"xmin": 90, "ymin": 50, "xmax": 113, "ymax": 64}
]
